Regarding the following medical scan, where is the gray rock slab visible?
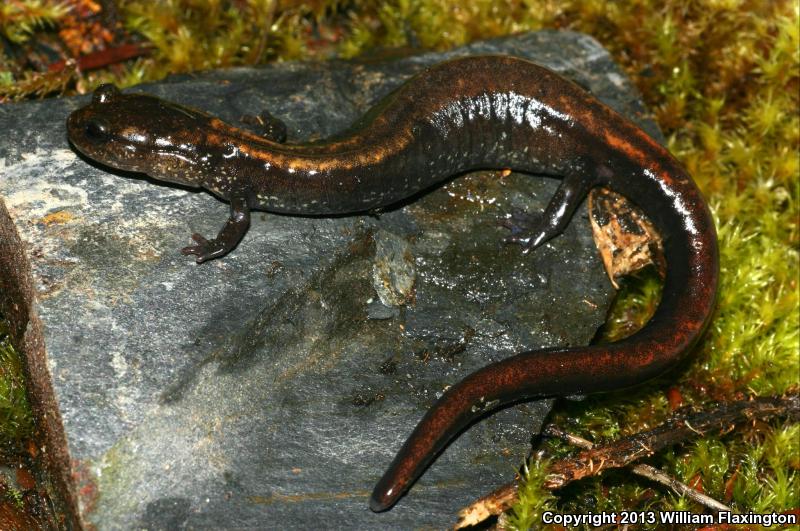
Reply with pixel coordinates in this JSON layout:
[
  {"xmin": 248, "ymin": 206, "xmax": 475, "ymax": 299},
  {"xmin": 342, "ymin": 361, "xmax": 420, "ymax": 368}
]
[{"xmin": 0, "ymin": 30, "xmax": 662, "ymax": 530}]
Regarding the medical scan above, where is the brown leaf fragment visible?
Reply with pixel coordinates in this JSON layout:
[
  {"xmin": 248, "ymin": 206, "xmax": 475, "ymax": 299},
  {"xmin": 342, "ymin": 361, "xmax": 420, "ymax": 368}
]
[{"xmin": 589, "ymin": 187, "xmax": 665, "ymax": 288}]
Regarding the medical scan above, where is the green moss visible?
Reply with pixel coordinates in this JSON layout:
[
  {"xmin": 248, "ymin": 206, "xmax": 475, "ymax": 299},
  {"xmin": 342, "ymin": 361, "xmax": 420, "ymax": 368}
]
[
  {"xmin": 596, "ymin": 268, "xmax": 662, "ymax": 344},
  {"xmin": 0, "ymin": 323, "xmax": 34, "ymax": 444},
  {"xmin": 0, "ymin": 1, "xmax": 69, "ymax": 44},
  {"xmin": 505, "ymin": 458, "xmax": 556, "ymax": 531},
  {"xmin": 120, "ymin": 0, "xmax": 285, "ymax": 74}
]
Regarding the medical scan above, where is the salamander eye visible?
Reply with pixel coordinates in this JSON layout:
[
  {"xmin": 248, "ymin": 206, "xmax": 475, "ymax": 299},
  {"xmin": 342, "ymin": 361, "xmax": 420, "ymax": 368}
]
[
  {"xmin": 93, "ymin": 84, "xmax": 119, "ymax": 104},
  {"xmin": 84, "ymin": 120, "xmax": 110, "ymax": 142}
]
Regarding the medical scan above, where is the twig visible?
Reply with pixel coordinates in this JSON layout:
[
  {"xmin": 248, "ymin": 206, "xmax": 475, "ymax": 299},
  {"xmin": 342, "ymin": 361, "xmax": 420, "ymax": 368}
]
[
  {"xmin": 545, "ymin": 395, "xmax": 800, "ymax": 488},
  {"xmin": 455, "ymin": 481, "xmax": 518, "ymax": 529},
  {"xmin": 454, "ymin": 394, "xmax": 799, "ymax": 529},
  {"xmin": 544, "ymin": 426, "xmax": 732, "ymax": 512},
  {"xmin": 48, "ymin": 43, "xmax": 152, "ymax": 73}
]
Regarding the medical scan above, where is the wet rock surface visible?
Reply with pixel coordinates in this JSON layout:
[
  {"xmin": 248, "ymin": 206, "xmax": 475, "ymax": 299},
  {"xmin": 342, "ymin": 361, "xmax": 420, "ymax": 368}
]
[{"xmin": 0, "ymin": 31, "xmax": 662, "ymax": 529}]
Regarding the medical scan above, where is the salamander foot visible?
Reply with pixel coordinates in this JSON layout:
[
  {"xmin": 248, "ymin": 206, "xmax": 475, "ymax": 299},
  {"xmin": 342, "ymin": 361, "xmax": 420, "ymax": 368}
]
[
  {"xmin": 181, "ymin": 233, "xmax": 229, "ymax": 263},
  {"xmin": 500, "ymin": 210, "xmax": 548, "ymax": 252},
  {"xmin": 502, "ymin": 172, "xmax": 596, "ymax": 251}
]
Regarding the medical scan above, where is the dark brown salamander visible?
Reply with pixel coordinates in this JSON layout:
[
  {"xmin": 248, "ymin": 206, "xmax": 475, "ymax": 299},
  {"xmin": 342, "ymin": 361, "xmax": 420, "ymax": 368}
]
[{"xmin": 66, "ymin": 55, "xmax": 719, "ymax": 512}]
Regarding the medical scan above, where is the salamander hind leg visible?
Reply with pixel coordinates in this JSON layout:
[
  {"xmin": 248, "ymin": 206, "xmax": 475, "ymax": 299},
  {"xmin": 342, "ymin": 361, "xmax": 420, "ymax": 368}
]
[
  {"xmin": 502, "ymin": 171, "xmax": 595, "ymax": 252},
  {"xmin": 181, "ymin": 195, "xmax": 251, "ymax": 263}
]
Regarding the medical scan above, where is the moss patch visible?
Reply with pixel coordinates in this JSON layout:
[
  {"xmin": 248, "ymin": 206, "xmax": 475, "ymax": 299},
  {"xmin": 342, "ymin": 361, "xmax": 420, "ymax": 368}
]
[{"xmin": 0, "ymin": 323, "xmax": 33, "ymax": 445}]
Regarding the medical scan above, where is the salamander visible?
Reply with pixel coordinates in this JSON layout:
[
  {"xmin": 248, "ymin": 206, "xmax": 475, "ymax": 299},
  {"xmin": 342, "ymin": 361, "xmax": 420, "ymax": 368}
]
[{"xmin": 66, "ymin": 55, "xmax": 719, "ymax": 512}]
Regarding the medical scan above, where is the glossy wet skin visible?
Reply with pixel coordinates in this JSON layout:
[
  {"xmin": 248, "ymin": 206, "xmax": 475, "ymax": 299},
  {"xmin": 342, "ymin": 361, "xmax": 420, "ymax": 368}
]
[
  {"xmin": 66, "ymin": 55, "xmax": 719, "ymax": 512},
  {"xmin": 69, "ymin": 85, "xmax": 205, "ymax": 187}
]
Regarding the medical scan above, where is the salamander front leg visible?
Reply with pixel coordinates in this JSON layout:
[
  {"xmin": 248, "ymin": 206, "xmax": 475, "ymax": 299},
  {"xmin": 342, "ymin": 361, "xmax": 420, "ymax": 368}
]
[
  {"xmin": 503, "ymin": 172, "xmax": 595, "ymax": 252},
  {"xmin": 181, "ymin": 195, "xmax": 251, "ymax": 263},
  {"xmin": 240, "ymin": 110, "xmax": 288, "ymax": 143}
]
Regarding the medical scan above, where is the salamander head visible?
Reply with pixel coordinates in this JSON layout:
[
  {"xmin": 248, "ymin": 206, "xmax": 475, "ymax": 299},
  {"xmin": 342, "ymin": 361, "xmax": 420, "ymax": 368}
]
[{"xmin": 67, "ymin": 84, "xmax": 211, "ymax": 188}]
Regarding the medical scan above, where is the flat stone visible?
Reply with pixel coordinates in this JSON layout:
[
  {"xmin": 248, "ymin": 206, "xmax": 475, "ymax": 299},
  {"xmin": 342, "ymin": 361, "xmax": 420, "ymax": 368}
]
[{"xmin": 0, "ymin": 31, "xmax": 662, "ymax": 529}]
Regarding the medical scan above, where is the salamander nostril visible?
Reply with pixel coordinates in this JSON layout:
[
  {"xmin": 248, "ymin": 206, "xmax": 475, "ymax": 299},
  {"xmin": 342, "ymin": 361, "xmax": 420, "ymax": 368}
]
[{"xmin": 85, "ymin": 120, "xmax": 109, "ymax": 141}]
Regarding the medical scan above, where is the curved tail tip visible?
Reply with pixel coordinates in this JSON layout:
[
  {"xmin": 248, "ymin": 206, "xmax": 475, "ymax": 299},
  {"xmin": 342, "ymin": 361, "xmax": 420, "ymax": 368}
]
[
  {"xmin": 369, "ymin": 485, "xmax": 400, "ymax": 512},
  {"xmin": 369, "ymin": 496, "xmax": 390, "ymax": 513}
]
